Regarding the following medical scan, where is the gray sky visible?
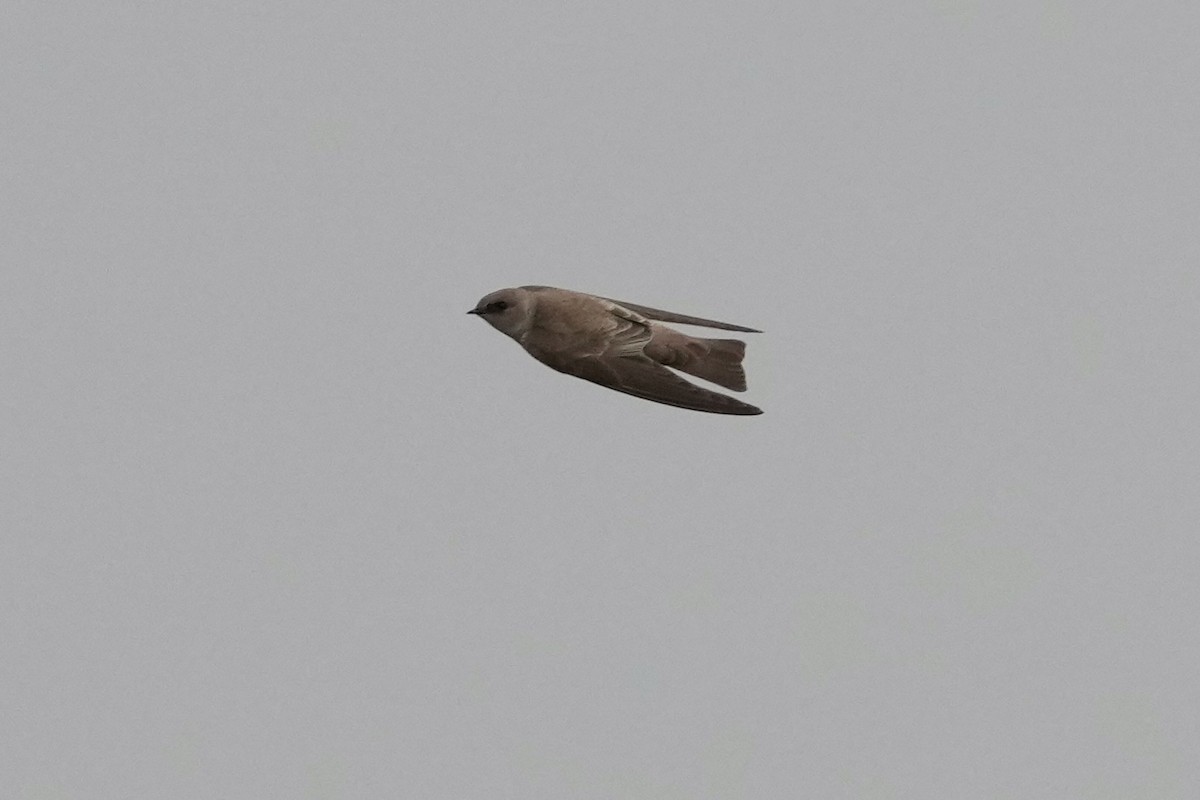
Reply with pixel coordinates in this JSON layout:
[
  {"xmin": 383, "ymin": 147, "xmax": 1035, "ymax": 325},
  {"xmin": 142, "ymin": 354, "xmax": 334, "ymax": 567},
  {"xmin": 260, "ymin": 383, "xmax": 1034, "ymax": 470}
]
[{"xmin": 3, "ymin": 3, "xmax": 1199, "ymax": 798}]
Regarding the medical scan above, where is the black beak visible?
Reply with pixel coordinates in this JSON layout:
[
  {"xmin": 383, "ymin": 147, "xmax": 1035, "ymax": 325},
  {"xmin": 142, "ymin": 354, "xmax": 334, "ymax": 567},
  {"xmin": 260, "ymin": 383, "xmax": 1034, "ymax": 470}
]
[{"xmin": 466, "ymin": 309, "xmax": 480, "ymax": 315}]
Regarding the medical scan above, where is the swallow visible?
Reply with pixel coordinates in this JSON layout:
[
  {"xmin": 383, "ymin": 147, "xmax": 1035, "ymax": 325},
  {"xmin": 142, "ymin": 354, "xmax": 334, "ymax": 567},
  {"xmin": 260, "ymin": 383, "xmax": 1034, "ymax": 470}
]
[{"xmin": 468, "ymin": 286, "xmax": 762, "ymax": 415}]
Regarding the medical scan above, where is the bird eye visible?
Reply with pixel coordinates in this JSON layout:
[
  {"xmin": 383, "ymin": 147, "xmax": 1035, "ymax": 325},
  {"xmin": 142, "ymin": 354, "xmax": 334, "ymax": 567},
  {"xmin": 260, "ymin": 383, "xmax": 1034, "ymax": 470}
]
[{"xmin": 491, "ymin": 301, "xmax": 508, "ymax": 312}]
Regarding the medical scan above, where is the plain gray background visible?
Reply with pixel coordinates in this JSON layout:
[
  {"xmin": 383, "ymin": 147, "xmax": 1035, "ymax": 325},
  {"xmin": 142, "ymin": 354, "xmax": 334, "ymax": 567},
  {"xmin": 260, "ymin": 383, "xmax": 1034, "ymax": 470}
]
[{"xmin": 3, "ymin": 3, "xmax": 1198, "ymax": 798}]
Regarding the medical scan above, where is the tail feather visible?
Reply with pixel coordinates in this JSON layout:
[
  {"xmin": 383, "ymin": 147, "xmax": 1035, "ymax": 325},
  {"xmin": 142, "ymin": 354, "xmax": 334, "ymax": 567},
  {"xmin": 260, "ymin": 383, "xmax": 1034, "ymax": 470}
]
[
  {"xmin": 686, "ymin": 338, "xmax": 748, "ymax": 391},
  {"xmin": 645, "ymin": 331, "xmax": 749, "ymax": 392}
]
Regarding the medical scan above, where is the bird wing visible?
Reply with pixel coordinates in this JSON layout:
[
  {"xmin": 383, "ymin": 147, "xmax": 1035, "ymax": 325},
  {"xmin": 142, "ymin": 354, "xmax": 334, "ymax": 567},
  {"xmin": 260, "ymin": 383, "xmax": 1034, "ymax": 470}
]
[
  {"xmin": 556, "ymin": 351, "xmax": 763, "ymax": 415},
  {"xmin": 600, "ymin": 297, "xmax": 761, "ymax": 333}
]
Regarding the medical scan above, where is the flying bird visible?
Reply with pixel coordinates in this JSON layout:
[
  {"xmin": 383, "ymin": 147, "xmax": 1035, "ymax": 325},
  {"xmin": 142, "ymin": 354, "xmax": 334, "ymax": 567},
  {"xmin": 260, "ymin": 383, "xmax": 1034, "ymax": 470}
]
[{"xmin": 467, "ymin": 286, "xmax": 762, "ymax": 415}]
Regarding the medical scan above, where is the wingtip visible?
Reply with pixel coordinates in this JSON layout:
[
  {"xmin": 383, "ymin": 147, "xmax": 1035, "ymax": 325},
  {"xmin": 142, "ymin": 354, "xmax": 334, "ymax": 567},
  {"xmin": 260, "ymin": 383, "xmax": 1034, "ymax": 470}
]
[{"xmin": 720, "ymin": 401, "xmax": 763, "ymax": 416}]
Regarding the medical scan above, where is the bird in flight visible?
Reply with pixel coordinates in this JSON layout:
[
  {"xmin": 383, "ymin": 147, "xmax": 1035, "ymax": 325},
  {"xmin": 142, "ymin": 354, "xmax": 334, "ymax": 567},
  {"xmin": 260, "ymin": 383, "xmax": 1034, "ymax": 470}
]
[{"xmin": 468, "ymin": 285, "xmax": 762, "ymax": 415}]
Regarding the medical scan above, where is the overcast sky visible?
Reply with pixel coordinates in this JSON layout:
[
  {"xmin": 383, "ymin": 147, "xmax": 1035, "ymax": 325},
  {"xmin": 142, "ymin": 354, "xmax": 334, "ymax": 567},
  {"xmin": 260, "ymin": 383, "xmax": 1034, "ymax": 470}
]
[{"xmin": 3, "ymin": 3, "xmax": 1199, "ymax": 798}]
